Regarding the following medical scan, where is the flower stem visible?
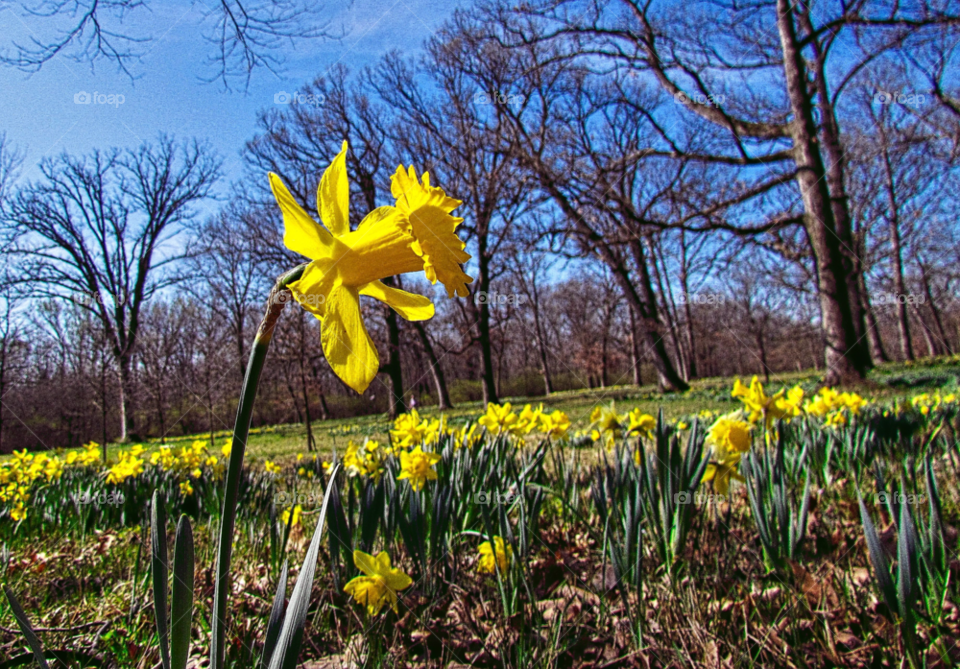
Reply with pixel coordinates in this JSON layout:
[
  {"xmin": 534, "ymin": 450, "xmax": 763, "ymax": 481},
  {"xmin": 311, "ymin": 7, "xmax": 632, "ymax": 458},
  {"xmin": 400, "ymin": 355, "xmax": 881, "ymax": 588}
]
[{"xmin": 209, "ymin": 264, "xmax": 305, "ymax": 669}]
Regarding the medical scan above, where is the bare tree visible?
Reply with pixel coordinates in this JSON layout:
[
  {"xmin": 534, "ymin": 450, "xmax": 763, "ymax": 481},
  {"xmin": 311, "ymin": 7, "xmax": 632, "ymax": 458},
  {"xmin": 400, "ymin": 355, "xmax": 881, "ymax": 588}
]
[
  {"xmin": 0, "ymin": 0, "xmax": 338, "ymax": 88},
  {"xmin": 6, "ymin": 136, "xmax": 220, "ymax": 441}
]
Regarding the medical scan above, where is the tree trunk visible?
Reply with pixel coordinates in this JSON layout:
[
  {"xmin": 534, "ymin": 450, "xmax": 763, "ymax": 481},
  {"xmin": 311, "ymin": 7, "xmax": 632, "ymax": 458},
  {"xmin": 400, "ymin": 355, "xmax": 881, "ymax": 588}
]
[
  {"xmin": 531, "ymin": 297, "xmax": 553, "ymax": 395},
  {"xmin": 798, "ymin": 1, "xmax": 872, "ymax": 376},
  {"xmin": 883, "ymin": 150, "xmax": 914, "ymax": 361},
  {"xmin": 379, "ymin": 277, "xmax": 406, "ymax": 419},
  {"xmin": 777, "ymin": 0, "xmax": 869, "ymax": 385},
  {"xmin": 413, "ymin": 321, "xmax": 453, "ymax": 409},
  {"xmin": 918, "ymin": 260, "xmax": 952, "ymax": 355},
  {"xmin": 911, "ymin": 302, "xmax": 939, "ymax": 357},
  {"xmin": 117, "ymin": 352, "xmax": 135, "ymax": 443},
  {"xmin": 859, "ymin": 272, "xmax": 889, "ymax": 364},
  {"xmin": 679, "ymin": 231, "xmax": 699, "ymax": 379},
  {"xmin": 298, "ymin": 316, "xmax": 316, "ymax": 452},
  {"xmin": 628, "ymin": 307, "xmax": 642, "ymax": 386}
]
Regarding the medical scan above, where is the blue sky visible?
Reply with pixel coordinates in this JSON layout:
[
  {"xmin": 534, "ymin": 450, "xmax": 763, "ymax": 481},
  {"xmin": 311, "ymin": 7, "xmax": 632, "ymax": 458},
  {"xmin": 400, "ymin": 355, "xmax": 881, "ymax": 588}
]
[{"xmin": 0, "ymin": 0, "xmax": 459, "ymax": 189}]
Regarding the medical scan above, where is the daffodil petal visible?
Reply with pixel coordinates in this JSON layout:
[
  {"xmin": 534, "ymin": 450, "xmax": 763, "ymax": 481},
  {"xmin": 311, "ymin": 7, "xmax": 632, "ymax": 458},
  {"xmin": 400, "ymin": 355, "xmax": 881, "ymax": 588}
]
[
  {"xmin": 269, "ymin": 173, "xmax": 333, "ymax": 258},
  {"xmin": 360, "ymin": 280, "xmax": 435, "ymax": 321},
  {"xmin": 353, "ymin": 550, "xmax": 380, "ymax": 577},
  {"xmin": 322, "ymin": 284, "xmax": 379, "ymax": 393},
  {"xmin": 288, "ymin": 259, "xmax": 338, "ymax": 318},
  {"xmin": 318, "ymin": 141, "xmax": 350, "ymax": 237}
]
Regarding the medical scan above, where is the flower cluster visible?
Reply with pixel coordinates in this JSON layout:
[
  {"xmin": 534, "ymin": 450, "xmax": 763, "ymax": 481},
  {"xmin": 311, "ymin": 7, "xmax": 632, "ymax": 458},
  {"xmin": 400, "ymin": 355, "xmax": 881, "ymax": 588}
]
[
  {"xmin": 477, "ymin": 402, "xmax": 571, "ymax": 441},
  {"xmin": 106, "ymin": 445, "xmax": 146, "ymax": 485},
  {"xmin": 804, "ymin": 387, "xmax": 869, "ymax": 427},
  {"xmin": 0, "ymin": 449, "xmax": 69, "ymax": 521},
  {"xmin": 342, "ymin": 440, "xmax": 387, "ymax": 482},
  {"xmin": 589, "ymin": 404, "xmax": 656, "ymax": 447},
  {"xmin": 150, "ymin": 439, "xmax": 218, "ymax": 480},
  {"xmin": 909, "ymin": 391, "xmax": 957, "ymax": 417},
  {"xmin": 732, "ymin": 376, "xmax": 805, "ymax": 429}
]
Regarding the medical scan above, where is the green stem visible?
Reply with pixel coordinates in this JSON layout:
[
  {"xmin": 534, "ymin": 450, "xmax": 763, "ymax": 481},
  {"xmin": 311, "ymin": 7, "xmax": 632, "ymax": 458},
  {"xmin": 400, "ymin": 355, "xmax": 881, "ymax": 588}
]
[{"xmin": 209, "ymin": 265, "xmax": 305, "ymax": 669}]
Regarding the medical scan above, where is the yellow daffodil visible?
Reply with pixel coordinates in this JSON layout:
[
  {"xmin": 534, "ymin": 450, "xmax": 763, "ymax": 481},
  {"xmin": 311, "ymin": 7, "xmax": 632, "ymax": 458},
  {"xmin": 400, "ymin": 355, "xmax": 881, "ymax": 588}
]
[
  {"xmin": 590, "ymin": 405, "xmax": 625, "ymax": 447},
  {"xmin": 390, "ymin": 409, "xmax": 430, "ymax": 448},
  {"xmin": 344, "ymin": 550, "xmax": 412, "ymax": 615},
  {"xmin": 804, "ymin": 387, "xmax": 869, "ymax": 427},
  {"xmin": 397, "ymin": 446, "xmax": 442, "ymax": 491},
  {"xmin": 538, "ymin": 410, "xmax": 571, "ymax": 439},
  {"xmin": 478, "ymin": 402, "xmax": 520, "ymax": 435},
  {"xmin": 707, "ymin": 414, "xmax": 753, "ymax": 454},
  {"xmin": 478, "ymin": 536, "xmax": 513, "ymax": 574},
  {"xmin": 342, "ymin": 440, "xmax": 386, "ymax": 482},
  {"xmin": 270, "ymin": 141, "xmax": 472, "ymax": 393},
  {"xmin": 281, "ymin": 504, "xmax": 302, "ymax": 526},
  {"xmin": 626, "ymin": 409, "xmax": 656, "ymax": 439},
  {"xmin": 702, "ymin": 442, "xmax": 744, "ymax": 497},
  {"xmin": 516, "ymin": 404, "xmax": 544, "ymax": 435},
  {"xmin": 732, "ymin": 377, "xmax": 803, "ymax": 429},
  {"xmin": 179, "ymin": 480, "xmax": 194, "ymax": 496},
  {"xmin": 264, "ymin": 460, "xmax": 281, "ymax": 475}
]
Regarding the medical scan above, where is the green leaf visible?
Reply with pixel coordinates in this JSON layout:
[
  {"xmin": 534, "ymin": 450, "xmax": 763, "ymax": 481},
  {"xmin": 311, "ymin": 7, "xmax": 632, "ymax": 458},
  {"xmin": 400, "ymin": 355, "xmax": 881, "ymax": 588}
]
[
  {"xmin": 151, "ymin": 490, "xmax": 171, "ymax": 669},
  {"xmin": 897, "ymin": 500, "xmax": 918, "ymax": 619},
  {"xmin": 259, "ymin": 560, "xmax": 288, "ymax": 669},
  {"xmin": 268, "ymin": 464, "xmax": 340, "ymax": 669},
  {"xmin": 170, "ymin": 515, "xmax": 194, "ymax": 669},
  {"xmin": 2, "ymin": 586, "xmax": 50, "ymax": 669},
  {"xmin": 857, "ymin": 490, "xmax": 898, "ymax": 619}
]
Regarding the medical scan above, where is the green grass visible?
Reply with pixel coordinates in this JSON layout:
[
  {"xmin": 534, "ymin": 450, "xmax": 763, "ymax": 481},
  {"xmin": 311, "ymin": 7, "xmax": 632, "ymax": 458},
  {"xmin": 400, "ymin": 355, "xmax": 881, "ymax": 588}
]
[{"xmin": 8, "ymin": 356, "xmax": 960, "ymax": 465}]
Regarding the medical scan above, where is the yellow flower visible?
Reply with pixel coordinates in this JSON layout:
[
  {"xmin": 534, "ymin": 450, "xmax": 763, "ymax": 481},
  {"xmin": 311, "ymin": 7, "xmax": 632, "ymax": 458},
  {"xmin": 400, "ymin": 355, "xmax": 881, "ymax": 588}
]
[
  {"xmin": 264, "ymin": 460, "xmax": 281, "ymax": 475},
  {"xmin": 590, "ymin": 405, "xmax": 625, "ymax": 446},
  {"xmin": 478, "ymin": 536, "xmax": 513, "ymax": 574},
  {"xmin": 343, "ymin": 550, "xmax": 412, "ymax": 615},
  {"xmin": 516, "ymin": 404, "xmax": 544, "ymax": 435},
  {"xmin": 732, "ymin": 377, "xmax": 800, "ymax": 428},
  {"xmin": 707, "ymin": 414, "xmax": 753, "ymax": 455},
  {"xmin": 626, "ymin": 409, "xmax": 656, "ymax": 439},
  {"xmin": 397, "ymin": 446, "xmax": 441, "ymax": 492},
  {"xmin": 478, "ymin": 403, "xmax": 519, "ymax": 435},
  {"xmin": 281, "ymin": 504, "xmax": 302, "ymax": 526},
  {"xmin": 391, "ymin": 409, "xmax": 430, "ymax": 448},
  {"xmin": 179, "ymin": 480, "xmax": 194, "ymax": 496},
  {"xmin": 702, "ymin": 442, "xmax": 744, "ymax": 497},
  {"xmin": 538, "ymin": 410, "xmax": 571, "ymax": 439},
  {"xmin": 804, "ymin": 387, "xmax": 868, "ymax": 427},
  {"xmin": 342, "ymin": 440, "xmax": 385, "ymax": 482},
  {"xmin": 270, "ymin": 141, "xmax": 472, "ymax": 393},
  {"xmin": 221, "ymin": 441, "xmax": 232, "ymax": 459},
  {"xmin": 106, "ymin": 447, "xmax": 145, "ymax": 484}
]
